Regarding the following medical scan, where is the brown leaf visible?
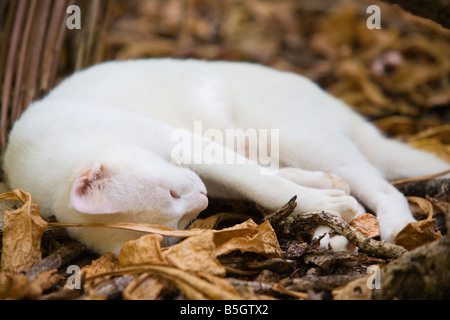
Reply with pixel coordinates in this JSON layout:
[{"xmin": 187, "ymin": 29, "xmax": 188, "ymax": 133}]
[
  {"xmin": 0, "ymin": 189, "xmax": 48, "ymax": 273},
  {"xmin": 394, "ymin": 219, "xmax": 442, "ymax": 250},
  {"xmin": 350, "ymin": 214, "xmax": 380, "ymax": 238},
  {"xmin": 48, "ymin": 221, "xmax": 211, "ymax": 238},
  {"xmin": 28, "ymin": 269, "xmax": 62, "ymax": 299},
  {"xmin": 119, "ymin": 234, "xmax": 166, "ymax": 267},
  {"xmin": 407, "ymin": 124, "xmax": 450, "ymax": 144},
  {"xmin": 92, "ymin": 265, "xmax": 243, "ymax": 300},
  {"xmin": 333, "ymin": 276, "xmax": 373, "ymax": 300},
  {"xmin": 164, "ymin": 230, "xmax": 226, "ymax": 276},
  {"xmin": 187, "ymin": 212, "xmax": 251, "ymax": 229},
  {"xmin": 407, "ymin": 196, "xmax": 434, "ymax": 220},
  {"xmin": 215, "ymin": 219, "xmax": 282, "ymax": 258},
  {"xmin": 0, "ymin": 269, "xmax": 61, "ymax": 300},
  {"xmin": 0, "ymin": 273, "xmax": 33, "ymax": 299},
  {"xmin": 426, "ymin": 194, "xmax": 449, "ymax": 215},
  {"xmin": 117, "ymin": 219, "xmax": 281, "ymax": 277},
  {"xmin": 82, "ymin": 252, "xmax": 121, "ymax": 279}
]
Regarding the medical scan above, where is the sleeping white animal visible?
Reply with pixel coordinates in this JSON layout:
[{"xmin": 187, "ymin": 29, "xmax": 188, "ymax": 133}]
[{"xmin": 3, "ymin": 58, "xmax": 449, "ymax": 255}]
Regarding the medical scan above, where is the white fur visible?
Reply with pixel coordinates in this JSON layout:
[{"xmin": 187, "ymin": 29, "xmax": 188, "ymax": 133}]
[{"xmin": 3, "ymin": 58, "xmax": 449, "ymax": 254}]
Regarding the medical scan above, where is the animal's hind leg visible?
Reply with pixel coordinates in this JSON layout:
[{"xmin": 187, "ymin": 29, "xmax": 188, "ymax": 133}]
[
  {"xmin": 279, "ymin": 132, "xmax": 416, "ymax": 243},
  {"xmin": 351, "ymin": 121, "xmax": 450, "ymax": 181}
]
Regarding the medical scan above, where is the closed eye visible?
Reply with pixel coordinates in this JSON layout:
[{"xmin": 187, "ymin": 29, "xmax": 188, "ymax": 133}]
[{"xmin": 170, "ymin": 189, "xmax": 181, "ymax": 199}]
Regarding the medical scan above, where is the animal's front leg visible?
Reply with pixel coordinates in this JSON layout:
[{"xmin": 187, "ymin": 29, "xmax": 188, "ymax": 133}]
[
  {"xmin": 277, "ymin": 167, "xmax": 350, "ymax": 194},
  {"xmin": 173, "ymin": 137, "xmax": 361, "ymax": 223}
]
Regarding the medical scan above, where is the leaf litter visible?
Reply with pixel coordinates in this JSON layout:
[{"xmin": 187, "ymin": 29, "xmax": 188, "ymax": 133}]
[{"xmin": 1, "ymin": 0, "xmax": 450, "ymax": 300}]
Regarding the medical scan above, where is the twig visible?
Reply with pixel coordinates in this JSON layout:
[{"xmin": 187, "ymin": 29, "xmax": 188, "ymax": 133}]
[
  {"xmin": 0, "ymin": 0, "xmax": 27, "ymax": 149},
  {"xmin": 25, "ymin": 241, "xmax": 87, "ymax": 281},
  {"xmin": 394, "ymin": 178, "xmax": 450, "ymax": 197},
  {"xmin": 280, "ymin": 211, "xmax": 407, "ymax": 259},
  {"xmin": 40, "ymin": 0, "xmax": 69, "ymax": 93},
  {"xmin": 263, "ymin": 195, "xmax": 297, "ymax": 231},
  {"xmin": 225, "ymin": 278, "xmax": 276, "ymax": 295},
  {"xmin": 281, "ymin": 274, "xmax": 367, "ymax": 292}
]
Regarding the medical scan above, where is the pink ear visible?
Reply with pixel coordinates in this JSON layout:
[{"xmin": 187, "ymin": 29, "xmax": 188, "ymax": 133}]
[{"xmin": 70, "ymin": 163, "xmax": 119, "ymax": 214}]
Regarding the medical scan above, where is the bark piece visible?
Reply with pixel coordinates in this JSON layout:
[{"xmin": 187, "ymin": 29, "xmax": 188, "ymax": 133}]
[{"xmin": 280, "ymin": 211, "xmax": 407, "ymax": 259}]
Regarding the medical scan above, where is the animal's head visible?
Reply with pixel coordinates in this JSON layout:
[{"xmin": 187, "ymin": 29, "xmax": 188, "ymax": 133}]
[{"xmin": 69, "ymin": 144, "xmax": 208, "ymax": 230}]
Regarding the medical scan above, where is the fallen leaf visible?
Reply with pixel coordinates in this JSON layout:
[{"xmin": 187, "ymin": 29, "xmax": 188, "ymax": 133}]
[
  {"xmin": 119, "ymin": 234, "xmax": 166, "ymax": 266},
  {"xmin": 407, "ymin": 196, "xmax": 434, "ymax": 220},
  {"xmin": 123, "ymin": 273, "xmax": 171, "ymax": 300},
  {"xmin": 164, "ymin": 219, "xmax": 280, "ymax": 276},
  {"xmin": 81, "ymin": 252, "xmax": 122, "ymax": 293},
  {"xmin": 0, "ymin": 273, "xmax": 34, "ymax": 300},
  {"xmin": 215, "ymin": 219, "xmax": 282, "ymax": 257},
  {"xmin": 0, "ymin": 189, "xmax": 48, "ymax": 273},
  {"xmin": 48, "ymin": 221, "xmax": 211, "ymax": 238},
  {"xmin": 394, "ymin": 219, "xmax": 441, "ymax": 250},
  {"xmin": 116, "ymin": 218, "xmax": 280, "ymax": 277},
  {"xmin": 88, "ymin": 265, "xmax": 243, "ymax": 300},
  {"xmin": 164, "ymin": 229, "xmax": 226, "ymax": 276},
  {"xmin": 272, "ymin": 282, "xmax": 308, "ymax": 300},
  {"xmin": 426, "ymin": 194, "xmax": 449, "ymax": 215},
  {"xmin": 82, "ymin": 252, "xmax": 121, "ymax": 279},
  {"xmin": 332, "ymin": 275, "xmax": 373, "ymax": 300},
  {"xmin": 0, "ymin": 269, "xmax": 61, "ymax": 300},
  {"xmin": 407, "ymin": 124, "xmax": 450, "ymax": 144},
  {"xmin": 350, "ymin": 213, "xmax": 380, "ymax": 238},
  {"xmin": 187, "ymin": 212, "xmax": 251, "ymax": 229}
]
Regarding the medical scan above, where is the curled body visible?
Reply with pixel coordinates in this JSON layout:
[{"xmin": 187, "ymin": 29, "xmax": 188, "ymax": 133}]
[{"xmin": 3, "ymin": 58, "xmax": 449, "ymax": 254}]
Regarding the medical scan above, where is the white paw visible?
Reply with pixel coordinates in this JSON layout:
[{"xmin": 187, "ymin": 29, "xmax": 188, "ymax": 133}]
[
  {"xmin": 300, "ymin": 188, "xmax": 360, "ymax": 222},
  {"xmin": 278, "ymin": 167, "xmax": 350, "ymax": 194},
  {"xmin": 378, "ymin": 215, "xmax": 416, "ymax": 243},
  {"xmin": 313, "ymin": 226, "xmax": 352, "ymax": 252}
]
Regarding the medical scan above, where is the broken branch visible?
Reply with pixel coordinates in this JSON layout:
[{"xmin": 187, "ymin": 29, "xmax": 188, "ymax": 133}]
[{"xmin": 280, "ymin": 211, "xmax": 407, "ymax": 259}]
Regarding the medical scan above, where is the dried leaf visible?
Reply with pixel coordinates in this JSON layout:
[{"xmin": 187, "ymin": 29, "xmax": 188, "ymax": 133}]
[
  {"xmin": 333, "ymin": 276, "xmax": 373, "ymax": 300},
  {"xmin": 407, "ymin": 196, "xmax": 434, "ymax": 220},
  {"xmin": 0, "ymin": 189, "xmax": 48, "ymax": 273},
  {"xmin": 28, "ymin": 269, "xmax": 62, "ymax": 298},
  {"xmin": 187, "ymin": 212, "xmax": 251, "ymax": 229},
  {"xmin": 82, "ymin": 253, "xmax": 121, "ymax": 277},
  {"xmin": 90, "ymin": 265, "xmax": 243, "ymax": 300},
  {"xmin": 117, "ymin": 219, "xmax": 280, "ymax": 277},
  {"xmin": 119, "ymin": 234, "xmax": 166, "ymax": 266},
  {"xmin": 0, "ymin": 269, "xmax": 61, "ymax": 300},
  {"xmin": 164, "ymin": 230, "xmax": 226, "ymax": 276},
  {"xmin": 350, "ymin": 214, "xmax": 380, "ymax": 238},
  {"xmin": 426, "ymin": 194, "xmax": 448, "ymax": 215},
  {"xmin": 48, "ymin": 221, "xmax": 210, "ymax": 238},
  {"xmin": 272, "ymin": 282, "xmax": 308, "ymax": 300},
  {"xmin": 215, "ymin": 219, "xmax": 282, "ymax": 258},
  {"xmin": 0, "ymin": 273, "xmax": 34, "ymax": 300},
  {"xmin": 407, "ymin": 125, "xmax": 450, "ymax": 144},
  {"xmin": 394, "ymin": 219, "xmax": 442, "ymax": 250}
]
